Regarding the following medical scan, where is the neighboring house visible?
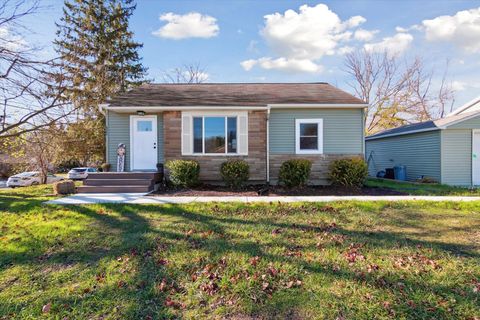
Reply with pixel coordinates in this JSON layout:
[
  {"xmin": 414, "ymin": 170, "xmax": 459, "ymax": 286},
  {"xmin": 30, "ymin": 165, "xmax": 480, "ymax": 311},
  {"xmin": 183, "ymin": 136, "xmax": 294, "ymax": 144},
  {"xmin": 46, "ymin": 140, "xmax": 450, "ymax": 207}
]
[
  {"xmin": 100, "ymin": 83, "xmax": 367, "ymax": 185},
  {"xmin": 365, "ymin": 96, "xmax": 480, "ymax": 186}
]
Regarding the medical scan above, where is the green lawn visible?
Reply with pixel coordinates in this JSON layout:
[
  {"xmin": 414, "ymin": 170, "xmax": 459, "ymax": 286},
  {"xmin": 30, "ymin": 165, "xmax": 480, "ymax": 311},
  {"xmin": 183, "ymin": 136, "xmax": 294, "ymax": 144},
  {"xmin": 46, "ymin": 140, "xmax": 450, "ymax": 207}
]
[
  {"xmin": 365, "ymin": 177, "xmax": 480, "ymax": 196},
  {"xmin": 0, "ymin": 185, "xmax": 479, "ymax": 319}
]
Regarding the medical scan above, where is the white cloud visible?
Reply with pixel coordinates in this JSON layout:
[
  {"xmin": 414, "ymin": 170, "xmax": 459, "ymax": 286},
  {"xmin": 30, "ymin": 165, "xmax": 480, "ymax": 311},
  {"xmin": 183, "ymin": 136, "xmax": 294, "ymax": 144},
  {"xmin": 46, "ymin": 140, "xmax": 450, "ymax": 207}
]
[
  {"xmin": 0, "ymin": 26, "xmax": 27, "ymax": 51},
  {"xmin": 364, "ymin": 32, "xmax": 413, "ymax": 56},
  {"xmin": 354, "ymin": 29, "xmax": 379, "ymax": 42},
  {"xmin": 337, "ymin": 46, "xmax": 354, "ymax": 55},
  {"xmin": 242, "ymin": 3, "xmax": 366, "ymax": 73},
  {"xmin": 452, "ymin": 80, "xmax": 467, "ymax": 91},
  {"xmin": 241, "ymin": 57, "xmax": 323, "ymax": 73},
  {"xmin": 152, "ymin": 12, "xmax": 219, "ymax": 39},
  {"xmin": 261, "ymin": 4, "xmax": 365, "ymax": 60},
  {"xmin": 421, "ymin": 7, "xmax": 480, "ymax": 53}
]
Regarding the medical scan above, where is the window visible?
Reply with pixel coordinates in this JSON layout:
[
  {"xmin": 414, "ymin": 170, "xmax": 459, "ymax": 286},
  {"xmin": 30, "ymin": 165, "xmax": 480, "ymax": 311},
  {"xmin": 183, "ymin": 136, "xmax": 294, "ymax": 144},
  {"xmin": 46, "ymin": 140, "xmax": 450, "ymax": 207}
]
[
  {"xmin": 137, "ymin": 120, "xmax": 152, "ymax": 132},
  {"xmin": 192, "ymin": 116, "xmax": 238, "ymax": 154},
  {"xmin": 295, "ymin": 119, "xmax": 323, "ymax": 154}
]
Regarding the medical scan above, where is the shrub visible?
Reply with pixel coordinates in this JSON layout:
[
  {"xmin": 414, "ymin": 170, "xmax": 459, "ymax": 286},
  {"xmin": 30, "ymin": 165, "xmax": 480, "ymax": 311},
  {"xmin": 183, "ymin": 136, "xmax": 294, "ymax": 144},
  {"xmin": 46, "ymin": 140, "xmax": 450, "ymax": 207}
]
[
  {"xmin": 329, "ymin": 157, "xmax": 368, "ymax": 188},
  {"xmin": 220, "ymin": 159, "xmax": 249, "ymax": 189},
  {"xmin": 53, "ymin": 180, "xmax": 76, "ymax": 195},
  {"xmin": 165, "ymin": 160, "xmax": 200, "ymax": 188},
  {"xmin": 101, "ymin": 163, "xmax": 111, "ymax": 172},
  {"xmin": 278, "ymin": 159, "xmax": 312, "ymax": 188}
]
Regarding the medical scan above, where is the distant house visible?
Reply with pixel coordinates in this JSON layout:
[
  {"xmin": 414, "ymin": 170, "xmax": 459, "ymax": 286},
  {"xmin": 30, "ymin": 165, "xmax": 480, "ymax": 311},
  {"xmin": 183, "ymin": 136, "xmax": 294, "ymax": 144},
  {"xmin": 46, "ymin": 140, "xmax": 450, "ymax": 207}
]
[
  {"xmin": 365, "ymin": 96, "xmax": 480, "ymax": 186},
  {"xmin": 100, "ymin": 83, "xmax": 367, "ymax": 185}
]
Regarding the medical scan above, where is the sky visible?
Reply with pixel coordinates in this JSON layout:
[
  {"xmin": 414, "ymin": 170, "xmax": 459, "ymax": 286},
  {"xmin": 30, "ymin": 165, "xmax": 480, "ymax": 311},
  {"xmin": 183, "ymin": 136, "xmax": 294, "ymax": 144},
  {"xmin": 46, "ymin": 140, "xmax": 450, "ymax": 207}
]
[{"xmin": 17, "ymin": 0, "xmax": 480, "ymax": 110}]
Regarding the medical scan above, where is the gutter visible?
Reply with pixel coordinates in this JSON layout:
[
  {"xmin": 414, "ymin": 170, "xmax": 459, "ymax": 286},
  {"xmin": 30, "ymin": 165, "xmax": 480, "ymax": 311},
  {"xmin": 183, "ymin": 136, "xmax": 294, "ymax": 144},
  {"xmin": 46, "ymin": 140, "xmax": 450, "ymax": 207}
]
[
  {"xmin": 98, "ymin": 103, "xmax": 109, "ymax": 116},
  {"xmin": 365, "ymin": 127, "xmax": 440, "ymax": 141}
]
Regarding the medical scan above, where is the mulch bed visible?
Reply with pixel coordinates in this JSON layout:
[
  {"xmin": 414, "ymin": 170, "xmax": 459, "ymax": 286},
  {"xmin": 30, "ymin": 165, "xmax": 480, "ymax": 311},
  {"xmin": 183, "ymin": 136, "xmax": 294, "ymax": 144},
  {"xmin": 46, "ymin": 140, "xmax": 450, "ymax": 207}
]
[{"xmin": 150, "ymin": 184, "xmax": 406, "ymax": 197}]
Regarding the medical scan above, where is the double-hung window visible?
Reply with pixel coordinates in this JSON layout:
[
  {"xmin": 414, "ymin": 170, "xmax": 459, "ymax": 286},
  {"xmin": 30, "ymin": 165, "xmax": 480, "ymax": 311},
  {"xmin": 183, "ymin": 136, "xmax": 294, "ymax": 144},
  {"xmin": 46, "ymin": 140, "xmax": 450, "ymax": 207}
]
[
  {"xmin": 295, "ymin": 119, "xmax": 323, "ymax": 154},
  {"xmin": 182, "ymin": 112, "xmax": 248, "ymax": 155}
]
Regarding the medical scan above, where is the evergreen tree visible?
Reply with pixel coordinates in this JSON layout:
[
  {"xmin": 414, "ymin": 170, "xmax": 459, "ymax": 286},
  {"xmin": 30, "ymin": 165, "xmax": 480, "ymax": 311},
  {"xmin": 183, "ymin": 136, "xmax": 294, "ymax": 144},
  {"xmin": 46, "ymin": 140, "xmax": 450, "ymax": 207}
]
[{"xmin": 54, "ymin": 0, "xmax": 146, "ymax": 160}]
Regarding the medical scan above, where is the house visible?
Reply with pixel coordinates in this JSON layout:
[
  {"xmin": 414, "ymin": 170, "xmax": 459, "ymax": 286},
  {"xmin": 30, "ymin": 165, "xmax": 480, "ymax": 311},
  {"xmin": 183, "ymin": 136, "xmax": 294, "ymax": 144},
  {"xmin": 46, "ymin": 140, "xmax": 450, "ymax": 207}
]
[
  {"xmin": 365, "ymin": 95, "xmax": 480, "ymax": 186},
  {"xmin": 89, "ymin": 83, "xmax": 366, "ymax": 192}
]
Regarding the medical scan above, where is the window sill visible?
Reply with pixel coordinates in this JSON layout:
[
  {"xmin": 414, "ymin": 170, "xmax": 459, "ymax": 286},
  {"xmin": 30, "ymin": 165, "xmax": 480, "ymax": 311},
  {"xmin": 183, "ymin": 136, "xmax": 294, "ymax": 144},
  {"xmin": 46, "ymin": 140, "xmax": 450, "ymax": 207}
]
[{"xmin": 295, "ymin": 150, "xmax": 323, "ymax": 155}]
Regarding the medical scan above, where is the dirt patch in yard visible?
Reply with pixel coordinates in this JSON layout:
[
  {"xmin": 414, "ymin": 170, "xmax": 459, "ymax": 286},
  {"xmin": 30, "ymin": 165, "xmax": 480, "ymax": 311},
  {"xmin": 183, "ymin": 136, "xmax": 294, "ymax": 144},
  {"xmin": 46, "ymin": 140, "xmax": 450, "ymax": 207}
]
[{"xmin": 150, "ymin": 184, "xmax": 407, "ymax": 197}]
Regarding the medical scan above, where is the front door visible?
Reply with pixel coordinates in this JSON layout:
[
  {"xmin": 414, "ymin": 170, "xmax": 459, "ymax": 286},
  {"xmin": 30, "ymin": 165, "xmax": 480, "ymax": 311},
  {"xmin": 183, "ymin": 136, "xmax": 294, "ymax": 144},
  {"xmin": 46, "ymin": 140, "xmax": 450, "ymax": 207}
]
[
  {"xmin": 473, "ymin": 130, "xmax": 480, "ymax": 185},
  {"xmin": 131, "ymin": 115, "xmax": 157, "ymax": 170}
]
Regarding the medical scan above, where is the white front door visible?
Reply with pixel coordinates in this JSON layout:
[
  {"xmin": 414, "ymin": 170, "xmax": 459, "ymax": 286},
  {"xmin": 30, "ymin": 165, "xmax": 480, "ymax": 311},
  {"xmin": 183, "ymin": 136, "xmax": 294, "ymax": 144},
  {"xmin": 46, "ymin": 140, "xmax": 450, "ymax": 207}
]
[
  {"xmin": 131, "ymin": 115, "xmax": 157, "ymax": 170},
  {"xmin": 473, "ymin": 130, "xmax": 480, "ymax": 185}
]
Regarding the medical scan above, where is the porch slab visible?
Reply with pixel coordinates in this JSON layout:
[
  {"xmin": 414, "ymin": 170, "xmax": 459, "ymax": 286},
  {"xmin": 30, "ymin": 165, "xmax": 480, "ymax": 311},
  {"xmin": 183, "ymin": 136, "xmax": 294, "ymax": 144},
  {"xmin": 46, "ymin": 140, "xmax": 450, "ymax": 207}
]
[{"xmin": 46, "ymin": 193, "xmax": 480, "ymax": 205}]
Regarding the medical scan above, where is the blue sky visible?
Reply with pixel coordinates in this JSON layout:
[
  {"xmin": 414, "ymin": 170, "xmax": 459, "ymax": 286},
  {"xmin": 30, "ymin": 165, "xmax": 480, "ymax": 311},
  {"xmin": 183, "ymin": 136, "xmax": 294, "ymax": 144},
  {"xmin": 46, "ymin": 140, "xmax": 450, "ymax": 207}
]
[{"xmin": 21, "ymin": 0, "xmax": 480, "ymax": 108}]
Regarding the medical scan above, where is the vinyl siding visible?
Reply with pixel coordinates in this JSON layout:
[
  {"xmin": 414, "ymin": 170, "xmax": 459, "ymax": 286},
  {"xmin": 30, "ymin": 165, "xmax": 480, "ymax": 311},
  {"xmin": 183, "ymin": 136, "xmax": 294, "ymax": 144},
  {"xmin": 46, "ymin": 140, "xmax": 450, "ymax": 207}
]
[
  {"xmin": 365, "ymin": 131, "xmax": 441, "ymax": 182},
  {"xmin": 441, "ymin": 130, "xmax": 472, "ymax": 186},
  {"xmin": 106, "ymin": 111, "xmax": 164, "ymax": 171},
  {"xmin": 269, "ymin": 108, "xmax": 364, "ymax": 154}
]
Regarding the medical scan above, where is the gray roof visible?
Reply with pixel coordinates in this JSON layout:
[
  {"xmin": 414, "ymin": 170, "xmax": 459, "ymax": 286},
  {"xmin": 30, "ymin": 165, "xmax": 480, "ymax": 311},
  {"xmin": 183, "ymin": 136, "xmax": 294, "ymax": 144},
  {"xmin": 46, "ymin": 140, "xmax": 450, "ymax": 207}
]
[
  {"xmin": 106, "ymin": 83, "xmax": 366, "ymax": 107},
  {"xmin": 366, "ymin": 110, "xmax": 480, "ymax": 140}
]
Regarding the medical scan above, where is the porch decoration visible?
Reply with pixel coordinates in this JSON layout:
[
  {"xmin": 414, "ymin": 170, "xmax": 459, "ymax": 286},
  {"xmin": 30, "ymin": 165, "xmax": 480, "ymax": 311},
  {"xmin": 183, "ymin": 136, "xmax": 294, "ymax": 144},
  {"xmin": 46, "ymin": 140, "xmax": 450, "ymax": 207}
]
[{"xmin": 117, "ymin": 143, "xmax": 126, "ymax": 172}]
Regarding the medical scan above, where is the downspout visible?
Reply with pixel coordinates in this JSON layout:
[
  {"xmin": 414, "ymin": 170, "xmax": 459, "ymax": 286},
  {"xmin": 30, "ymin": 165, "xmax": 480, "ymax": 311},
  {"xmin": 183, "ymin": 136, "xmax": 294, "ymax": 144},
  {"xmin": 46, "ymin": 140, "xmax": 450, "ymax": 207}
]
[{"xmin": 266, "ymin": 106, "xmax": 271, "ymax": 185}]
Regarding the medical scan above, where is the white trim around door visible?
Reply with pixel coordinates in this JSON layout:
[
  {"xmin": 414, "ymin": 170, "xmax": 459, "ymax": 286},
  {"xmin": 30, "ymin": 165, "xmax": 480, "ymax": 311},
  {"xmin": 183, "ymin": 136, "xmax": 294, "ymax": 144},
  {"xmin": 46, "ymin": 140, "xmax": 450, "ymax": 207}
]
[{"xmin": 130, "ymin": 115, "xmax": 158, "ymax": 171}]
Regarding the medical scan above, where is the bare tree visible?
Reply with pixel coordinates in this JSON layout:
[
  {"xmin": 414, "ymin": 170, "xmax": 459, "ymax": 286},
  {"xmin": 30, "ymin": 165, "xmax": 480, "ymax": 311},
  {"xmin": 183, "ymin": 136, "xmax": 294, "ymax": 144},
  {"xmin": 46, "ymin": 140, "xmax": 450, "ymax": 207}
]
[
  {"xmin": 344, "ymin": 50, "xmax": 455, "ymax": 134},
  {"xmin": 10, "ymin": 126, "xmax": 61, "ymax": 183},
  {"xmin": 162, "ymin": 63, "xmax": 208, "ymax": 83},
  {"xmin": 0, "ymin": 0, "xmax": 75, "ymax": 138}
]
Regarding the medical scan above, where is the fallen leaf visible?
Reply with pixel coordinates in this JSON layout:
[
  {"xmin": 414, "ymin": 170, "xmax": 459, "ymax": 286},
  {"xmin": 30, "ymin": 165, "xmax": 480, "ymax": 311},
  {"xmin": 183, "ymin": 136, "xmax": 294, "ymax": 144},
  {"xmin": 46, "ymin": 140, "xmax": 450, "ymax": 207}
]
[{"xmin": 42, "ymin": 303, "xmax": 51, "ymax": 313}]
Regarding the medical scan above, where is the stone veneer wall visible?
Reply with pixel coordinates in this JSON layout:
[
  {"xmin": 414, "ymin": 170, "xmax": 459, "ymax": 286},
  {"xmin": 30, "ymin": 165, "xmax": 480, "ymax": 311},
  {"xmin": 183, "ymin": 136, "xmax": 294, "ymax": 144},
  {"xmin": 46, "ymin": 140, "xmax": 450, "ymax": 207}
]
[
  {"xmin": 163, "ymin": 110, "xmax": 267, "ymax": 182},
  {"xmin": 269, "ymin": 154, "xmax": 364, "ymax": 185}
]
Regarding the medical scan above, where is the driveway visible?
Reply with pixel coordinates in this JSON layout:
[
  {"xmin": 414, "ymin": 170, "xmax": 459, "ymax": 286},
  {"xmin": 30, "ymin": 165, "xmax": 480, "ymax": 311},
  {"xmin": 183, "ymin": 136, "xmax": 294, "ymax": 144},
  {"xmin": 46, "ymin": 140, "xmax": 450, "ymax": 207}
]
[{"xmin": 46, "ymin": 193, "xmax": 480, "ymax": 205}]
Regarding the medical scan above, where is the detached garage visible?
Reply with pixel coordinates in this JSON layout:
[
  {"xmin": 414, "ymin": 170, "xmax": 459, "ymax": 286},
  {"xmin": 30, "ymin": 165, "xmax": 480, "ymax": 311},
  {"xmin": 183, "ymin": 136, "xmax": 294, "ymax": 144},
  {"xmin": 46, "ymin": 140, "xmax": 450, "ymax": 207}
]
[{"xmin": 365, "ymin": 97, "xmax": 480, "ymax": 186}]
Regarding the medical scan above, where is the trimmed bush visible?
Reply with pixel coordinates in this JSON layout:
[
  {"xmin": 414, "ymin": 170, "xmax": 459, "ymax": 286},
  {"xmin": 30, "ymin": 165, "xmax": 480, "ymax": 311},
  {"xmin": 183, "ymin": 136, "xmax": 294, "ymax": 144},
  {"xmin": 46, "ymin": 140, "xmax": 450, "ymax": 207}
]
[
  {"xmin": 278, "ymin": 159, "xmax": 312, "ymax": 188},
  {"xmin": 101, "ymin": 163, "xmax": 111, "ymax": 172},
  {"xmin": 53, "ymin": 180, "xmax": 76, "ymax": 195},
  {"xmin": 220, "ymin": 159, "xmax": 249, "ymax": 189},
  {"xmin": 165, "ymin": 160, "xmax": 200, "ymax": 188},
  {"xmin": 329, "ymin": 157, "xmax": 368, "ymax": 188}
]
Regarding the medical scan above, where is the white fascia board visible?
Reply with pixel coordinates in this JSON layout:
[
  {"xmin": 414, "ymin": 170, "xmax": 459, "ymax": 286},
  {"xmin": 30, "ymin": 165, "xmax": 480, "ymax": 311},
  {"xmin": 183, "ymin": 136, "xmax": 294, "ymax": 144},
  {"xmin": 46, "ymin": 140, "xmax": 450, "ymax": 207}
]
[
  {"xmin": 365, "ymin": 127, "xmax": 440, "ymax": 140},
  {"xmin": 447, "ymin": 96, "xmax": 480, "ymax": 116},
  {"xmin": 104, "ymin": 106, "xmax": 268, "ymax": 112},
  {"xmin": 268, "ymin": 103, "xmax": 368, "ymax": 108}
]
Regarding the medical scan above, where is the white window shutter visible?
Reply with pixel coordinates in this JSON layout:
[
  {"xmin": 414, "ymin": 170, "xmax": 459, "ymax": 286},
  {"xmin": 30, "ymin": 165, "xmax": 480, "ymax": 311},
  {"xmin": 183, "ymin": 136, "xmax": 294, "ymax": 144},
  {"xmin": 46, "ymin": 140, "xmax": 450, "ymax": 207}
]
[
  {"xmin": 238, "ymin": 113, "xmax": 248, "ymax": 155},
  {"xmin": 318, "ymin": 118, "xmax": 324, "ymax": 154},
  {"xmin": 181, "ymin": 114, "xmax": 192, "ymax": 155}
]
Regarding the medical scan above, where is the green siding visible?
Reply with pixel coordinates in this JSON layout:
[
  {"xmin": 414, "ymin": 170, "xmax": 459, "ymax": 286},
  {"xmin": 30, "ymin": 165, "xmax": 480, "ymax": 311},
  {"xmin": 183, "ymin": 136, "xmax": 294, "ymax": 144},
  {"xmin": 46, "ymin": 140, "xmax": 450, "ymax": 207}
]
[
  {"xmin": 365, "ymin": 131, "xmax": 441, "ymax": 182},
  {"xmin": 269, "ymin": 108, "xmax": 364, "ymax": 154},
  {"xmin": 441, "ymin": 130, "xmax": 472, "ymax": 186},
  {"xmin": 446, "ymin": 114, "xmax": 480, "ymax": 129},
  {"xmin": 106, "ymin": 111, "xmax": 164, "ymax": 171}
]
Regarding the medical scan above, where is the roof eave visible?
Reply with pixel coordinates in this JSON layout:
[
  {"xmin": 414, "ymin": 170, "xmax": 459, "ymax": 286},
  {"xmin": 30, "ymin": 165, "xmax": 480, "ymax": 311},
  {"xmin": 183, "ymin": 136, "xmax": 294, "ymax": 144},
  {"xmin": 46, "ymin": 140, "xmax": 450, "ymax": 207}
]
[
  {"xmin": 365, "ymin": 127, "xmax": 440, "ymax": 141},
  {"xmin": 105, "ymin": 103, "xmax": 368, "ymax": 112}
]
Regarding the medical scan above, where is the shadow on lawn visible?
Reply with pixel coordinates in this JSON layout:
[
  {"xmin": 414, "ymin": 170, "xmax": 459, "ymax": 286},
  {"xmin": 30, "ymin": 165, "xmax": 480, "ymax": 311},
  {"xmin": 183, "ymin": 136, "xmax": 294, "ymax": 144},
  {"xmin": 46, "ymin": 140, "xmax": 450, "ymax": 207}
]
[{"xmin": 1, "ymin": 202, "xmax": 479, "ymax": 318}]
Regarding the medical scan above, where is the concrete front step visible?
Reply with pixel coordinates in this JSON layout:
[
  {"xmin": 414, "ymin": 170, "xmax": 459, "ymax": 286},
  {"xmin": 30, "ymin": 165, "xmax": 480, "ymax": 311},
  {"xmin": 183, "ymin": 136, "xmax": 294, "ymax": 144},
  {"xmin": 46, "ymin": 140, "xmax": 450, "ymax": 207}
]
[
  {"xmin": 76, "ymin": 185, "xmax": 153, "ymax": 193},
  {"xmin": 84, "ymin": 179, "xmax": 153, "ymax": 186}
]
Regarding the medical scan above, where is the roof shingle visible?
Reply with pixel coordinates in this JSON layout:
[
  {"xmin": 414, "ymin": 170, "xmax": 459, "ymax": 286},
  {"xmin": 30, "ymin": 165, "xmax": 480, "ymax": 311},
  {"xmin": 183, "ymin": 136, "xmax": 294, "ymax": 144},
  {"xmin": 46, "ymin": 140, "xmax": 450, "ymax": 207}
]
[{"xmin": 106, "ymin": 83, "xmax": 365, "ymax": 107}]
